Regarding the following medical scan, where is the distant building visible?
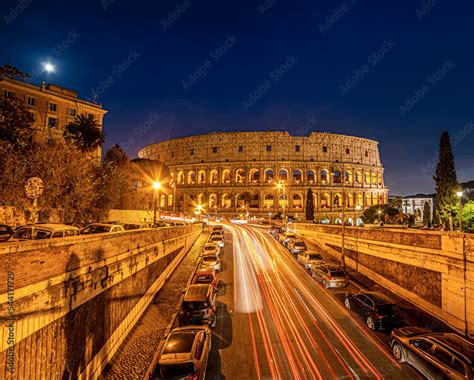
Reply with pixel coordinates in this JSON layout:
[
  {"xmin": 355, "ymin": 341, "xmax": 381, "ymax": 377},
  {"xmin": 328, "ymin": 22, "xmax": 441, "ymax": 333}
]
[
  {"xmin": 402, "ymin": 195, "xmax": 434, "ymax": 222},
  {"xmin": 0, "ymin": 75, "xmax": 107, "ymax": 155}
]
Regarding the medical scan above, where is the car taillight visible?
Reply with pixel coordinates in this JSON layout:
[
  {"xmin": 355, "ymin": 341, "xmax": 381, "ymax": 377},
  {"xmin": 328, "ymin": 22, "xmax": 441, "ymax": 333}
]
[{"xmin": 375, "ymin": 314, "xmax": 384, "ymax": 320}]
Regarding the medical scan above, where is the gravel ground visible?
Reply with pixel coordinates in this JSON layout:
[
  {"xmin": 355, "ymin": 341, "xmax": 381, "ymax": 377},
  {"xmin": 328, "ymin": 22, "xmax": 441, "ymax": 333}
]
[{"xmin": 102, "ymin": 232, "xmax": 208, "ymax": 380}]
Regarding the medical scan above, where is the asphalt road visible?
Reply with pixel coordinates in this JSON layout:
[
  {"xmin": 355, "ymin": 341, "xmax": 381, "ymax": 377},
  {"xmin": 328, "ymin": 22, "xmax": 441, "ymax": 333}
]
[{"xmin": 207, "ymin": 224, "xmax": 421, "ymax": 379}]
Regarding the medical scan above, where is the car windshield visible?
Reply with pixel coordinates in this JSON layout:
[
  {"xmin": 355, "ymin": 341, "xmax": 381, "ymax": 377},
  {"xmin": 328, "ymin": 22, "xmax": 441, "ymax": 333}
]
[
  {"xmin": 203, "ymin": 256, "xmax": 217, "ymax": 262},
  {"xmin": 309, "ymin": 254, "xmax": 323, "ymax": 260},
  {"xmin": 183, "ymin": 301, "xmax": 208, "ymax": 311},
  {"xmin": 330, "ymin": 270, "xmax": 347, "ymax": 277},
  {"xmin": 13, "ymin": 228, "xmax": 52, "ymax": 239},
  {"xmin": 158, "ymin": 362, "xmax": 195, "ymax": 378},
  {"xmin": 204, "ymin": 246, "xmax": 215, "ymax": 251},
  {"xmin": 295, "ymin": 242, "xmax": 306, "ymax": 247},
  {"xmin": 83, "ymin": 225, "xmax": 110, "ymax": 233},
  {"xmin": 195, "ymin": 275, "xmax": 213, "ymax": 283},
  {"xmin": 211, "ymin": 237, "xmax": 221, "ymax": 241},
  {"xmin": 286, "ymin": 234, "xmax": 296, "ymax": 238}
]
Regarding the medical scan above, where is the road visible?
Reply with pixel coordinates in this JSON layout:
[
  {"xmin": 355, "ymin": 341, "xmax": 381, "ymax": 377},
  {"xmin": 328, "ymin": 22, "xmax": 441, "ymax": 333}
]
[{"xmin": 207, "ymin": 224, "xmax": 420, "ymax": 379}]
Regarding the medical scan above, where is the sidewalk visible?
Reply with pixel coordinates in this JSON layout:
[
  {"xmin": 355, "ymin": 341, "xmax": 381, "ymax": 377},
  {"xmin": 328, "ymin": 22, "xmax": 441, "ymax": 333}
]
[{"xmin": 102, "ymin": 232, "xmax": 208, "ymax": 379}]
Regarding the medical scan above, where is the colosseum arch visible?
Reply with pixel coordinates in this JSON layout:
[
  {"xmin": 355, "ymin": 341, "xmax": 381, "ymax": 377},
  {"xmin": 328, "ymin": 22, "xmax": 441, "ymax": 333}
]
[
  {"xmin": 210, "ymin": 170, "xmax": 218, "ymax": 184},
  {"xmin": 221, "ymin": 193, "xmax": 231, "ymax": 208},
  {"xmin": 364, "ymin": 171, "xmax": 370, "ymax": 185},
  {"xmin": 249, "ymin": 193, "xmax": 260, "ymax": 209},
  {"xmin": 278, "ymin": 168, "xmax": 289, "ymax": 182},
  {"xmin": 356, "ymin": 193, "xmax": 363, "ymax": 207},
  {"xmin": 333, "ymin": 193, "xmax": 342, "ymax": 207},
  {"xmin": 177, "ymin": 171, "xmax": 184, "ymax": 185},
  {"xmin": 160, "ymin": 194, "xmax": 166, "ymax": 207},
  {"xmin": 235, "ymin": 169, "xmax": 246, "ymax": 184},
  {"xmin": 307, "ymin": 169, "xmax": 316, "ymax": 183},
  {"xmin": 264, "ymin": 193, "xmax": 274, "ymax": 207},
  {"xmin": 365, "ymin": 192, "xmax": 372, "ymax": 206},
  {"xmin": 355, "ymin": 170, "xmax": 362, "ymax": 184},
  {"xmin": 344, "ymin": 170, "xmax": 352, "ymax": 184},
  {"xmin": 167, "ymin": 194, "xmax": 173, "ymax": 207},
  {"xmin": 187, "ymin": 171, "xmax": 195, "ymax": 185},
  {"xmin": 320, "ymin": 169, "xmax": 329, "ymax": 183},
  {"xmin": 222, "ymin": 169, "xmax": 231, "ymax": 184},
  {"xmin": 198, "ymin": 170, "xmax": 206, "ymax": 184},
  {"xmin": 264, "ymin": 169, "xmax": 274, "ymax": 183},
  {"xmin": 235, "ymin": 193, "xmax": 246, "ymax": 208},
  {"xmin": 249, "ymin": 169, "xmax": 260, "ymax": 183},
  {"xmin": 332, "ymin": 170, "xmax": 342, "ymax": 184},
  {"xmin": 321, "ymin": 193, "xmax": 330, "ymax": 208},
  {"xmin": 346, "ymin": 193, "xmax": 354, "ymax": 207},
  {"xmin": 197, "ymin": 193, "xmax": 206, "ymax": 205},
  {"xmin": 209, "ymin": 193, "xmax": 218, "ymax": 207},
  {"xmin": 293, "ymin": 169, "xmax": 303, "ymax": 184},
  {"xmin": 292, "ymin": 193, "xmax": 303, "ymax": 209},
  {"xmin": 278, "ymin": 193, "xmax": 288, "ymax": 207}
]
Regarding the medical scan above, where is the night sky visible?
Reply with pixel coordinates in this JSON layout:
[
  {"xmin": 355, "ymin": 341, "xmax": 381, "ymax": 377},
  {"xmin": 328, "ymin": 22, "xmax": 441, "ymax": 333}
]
[{"xmin": 1, "ymin": 0, "xmax": 473, "ymax": 195}]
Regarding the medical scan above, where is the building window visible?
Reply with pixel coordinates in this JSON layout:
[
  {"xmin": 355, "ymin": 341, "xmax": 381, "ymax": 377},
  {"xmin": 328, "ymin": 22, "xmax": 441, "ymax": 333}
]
[
  {"xmin": 68, "ymin": 108, "xmax": 77, "ymax": 117},
  {"xmin": 28, "ymin": 111, "xmax": 35, "ymax": 122},
  {"xmin": 365, "ymin": 150, "xmax": 369, "ymax": 157},
  {"xmin": 322, "ymin": 146, "xmax": 328, "ymax": 153},
  {"xmin": 238, "ymin": 145, "xmax": 243, "ymax": 152},
  {"xmin": 171, "ymin": 152, "xmax": 174, "ymax": 158},
  {"xmin": 49, "ymin": 103, "xmax": 58, "ymax": 112},
  {"xmin": 346, "ymin": 148, "xmax": 350, "ymax": 154},
  {"xmin": 266, "ymin": 145, "xmax": 272, "ymax": 152},
  {"xmin": 212, "ymin": 146, "xmax": 218, "ymax": 153},
  {"xmin": 26, "ymin": 96, "xmax": 36, "ymax": 107},
  {"xmin": 295, "ymin": 145, "xmax": 300, "ymax": 152},
  {"xmin": 4, "ymin": 90, "xmax": 14, "ymax": 97},
  {"xmin": 48, "ymin": 117, "xmax": 57, "ymax": 128},
  {"xmin": 190, "ymin": 148, "xmax": 194, "ymax": 155}
]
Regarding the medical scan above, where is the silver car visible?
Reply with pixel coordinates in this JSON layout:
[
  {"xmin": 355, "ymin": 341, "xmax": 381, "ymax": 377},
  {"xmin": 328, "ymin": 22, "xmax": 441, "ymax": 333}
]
[
  {"xmin": 201, "ymin": 253, "xmax": 221, "ymax": 272},
  {"xmin": 298, "ymin": 251, "xmax": 325, "ymax": 270},
  {"xmin": 9, "ymin": 224, "xmax": 80, "ymax": 241}
]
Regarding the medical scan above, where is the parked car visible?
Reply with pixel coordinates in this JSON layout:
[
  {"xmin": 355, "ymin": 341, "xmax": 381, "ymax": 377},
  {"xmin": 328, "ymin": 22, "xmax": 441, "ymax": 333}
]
[
  {"xmin": 390, "ymin": 327, "xmax": 474, "ymax": 379},
  {"xmin": 192, "ymin": 268, "xmax": 218, "ymax": 289},
  {"xmin": 149, "ymin": 325, "xmax": 211, "ymax": 379},
  {"xmin": 0, "ymin": 225, "xmax": 14, "ymax": 242},
  {"xmin": 212, "ymin": 225, "xmax": 224, "ymax": 233},
  {"xmin": 178, "ymin": 284, "xmax": 217, "ymax": 327},
  {"xmin": 270, "ymin": 227, "xmax": 284, "ymax": 238},
  {"xmin": 209, "ymin": 234, "xmax": 224, "ymax": 248},
  {"xmin": 297, "ymin": 251, "xmax": 325, "ymax": 270},
  {"xmin": 281, "ymin": 233, "xmax": 296, "ymax": 247},
  {"xmin": 80, "ymin": 223, "xmax": 125, "ymax": 234},
  {"xmin": 202, "ymin": 242, "xmax": 220, "ymax": 256},
  {"xmin": 9, "ymin": 224, "xmax": 80, "ymax": 241},
  {"xmin": 201, "ymin": 253, "xmax": 221, "ymax": 272},
  {"xmin": 344, "ymin": 292, "xmax": 405, "ymax": 330},
  {"xmin": 288, "ymin": 239, "xmax": 307, "ymax": 254},
  {"xmin": 122, "ymin": 222, "xmax": 151, "ymax": 230},
  {"xmin": 151, "ymin": 221, "xmax": 169, "ymax": 228},
  {"xmin": 311, "ymin": 264, "xmax": 349, "ymax": 288}
]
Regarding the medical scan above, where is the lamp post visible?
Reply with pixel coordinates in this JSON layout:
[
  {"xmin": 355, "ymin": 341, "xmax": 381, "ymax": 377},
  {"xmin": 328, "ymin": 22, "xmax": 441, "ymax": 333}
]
[
  {"xmin": 276, "ymin": 182, "xmax": 286, "ymax": 228},
  {"xmin": 356, "ymin": 205, "xmax": 362, "ymax": 226},
  {"xmin": 377, "ymin": 209, "xmax": 382, "ymax": 225},
  {"xmin": 330, "ymin": 171, "xmax": 346, "ymax": 269},
  {"xmin": 172, "ymin": 181, "xmax": 176, "ymax": 214},
  {"xmin": 153, "ymin": 181, "xmax": 161, "ymax": 225},
  {"xmin": 457, "ymin": 191, "xmax": 463, "ymax": 231}
]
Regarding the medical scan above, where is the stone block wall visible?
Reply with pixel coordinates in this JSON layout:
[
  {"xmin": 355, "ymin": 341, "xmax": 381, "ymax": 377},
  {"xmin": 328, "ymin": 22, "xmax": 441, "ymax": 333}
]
[
  {"xmin": 290, "ymin": 223, "xmax": 474, "ymax": 337},
  {"xmin": 0, "ymin": 225, "xmax": 201, "ymax": 379}
]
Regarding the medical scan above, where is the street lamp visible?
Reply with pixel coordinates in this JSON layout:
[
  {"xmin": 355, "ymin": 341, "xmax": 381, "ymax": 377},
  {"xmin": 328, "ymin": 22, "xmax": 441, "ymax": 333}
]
[
  {"xmin": 377, "ymin": 209, "xmax": 382, "ymax": 225},
  {"xmin": 153, "ymin": 181, "xmax": 161, "ymax": 225},
  {"xmin": 276, "ymin": 182, "xmax": 287, "ymax": 228},
  {"xmin": 456, "ymin": 191, "xmax": 463, "ymax": 231},
  {"xmin": 356, "ymin": 205, "xmax": 362, "ymax": 226}
]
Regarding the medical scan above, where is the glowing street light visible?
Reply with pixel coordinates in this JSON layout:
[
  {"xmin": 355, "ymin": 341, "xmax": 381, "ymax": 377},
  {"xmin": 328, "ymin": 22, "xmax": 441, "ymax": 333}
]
[
  {"xmin": 456, "ymin": 191, "xmax": 463, "ymax": 231},
  {"xmin": 152, "ymin": 180, "xmax": 161, "ymax": 224}
]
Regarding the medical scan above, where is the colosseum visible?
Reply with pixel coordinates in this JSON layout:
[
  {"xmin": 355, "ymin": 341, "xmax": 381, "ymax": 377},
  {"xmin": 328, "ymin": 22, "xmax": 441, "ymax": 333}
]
[{"xmin": 138, "ymin": 131, "xmax": 389, "ymax": 223}]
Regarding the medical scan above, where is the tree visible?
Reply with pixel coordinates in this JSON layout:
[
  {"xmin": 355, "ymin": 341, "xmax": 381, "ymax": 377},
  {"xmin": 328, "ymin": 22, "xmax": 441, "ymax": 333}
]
[
  {"xmin": 0, "ymin": 94, "xmax": 34, "ymax": 148},
  {"xmin": 305, "ymin": 188, "xmax": 315, "ymax": 220},
  {"xmin": 422, "ymin": 201, "xmax": 432, "ymax": 225},
  {"xmin": 433, "ymin": 132, "xmax": 458, "ymax": 230},
  {"xmin": 0, "ymin": 64, "xmax": 30, "ymax": 80},
  {"xmin": 104, "ymin": 144, "xmax": 129, "ymax": 166},
  {"xmin": 461, "ymin": 201, "xmax": 474, "ymax": 232},
  {"xmin": 64, "ymin": 114, "xmax": 106, "ymax": 152}
]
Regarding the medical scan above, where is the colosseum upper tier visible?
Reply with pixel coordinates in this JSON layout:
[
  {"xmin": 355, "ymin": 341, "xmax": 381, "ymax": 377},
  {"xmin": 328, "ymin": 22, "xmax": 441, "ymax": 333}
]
[{"xmin": 138, "ymin": 131, "xmax": 389, "ymax": 222}]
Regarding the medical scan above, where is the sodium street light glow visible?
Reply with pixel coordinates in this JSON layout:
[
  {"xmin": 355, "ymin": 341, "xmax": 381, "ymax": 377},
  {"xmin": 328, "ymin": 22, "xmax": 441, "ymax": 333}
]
[
  {"xmin": 456, "ymin": 191, "xmax": 463, "ymax": 197},
  {"xmin": 153, "ymin": 181, "xmax": 161, "ymax": 189}
]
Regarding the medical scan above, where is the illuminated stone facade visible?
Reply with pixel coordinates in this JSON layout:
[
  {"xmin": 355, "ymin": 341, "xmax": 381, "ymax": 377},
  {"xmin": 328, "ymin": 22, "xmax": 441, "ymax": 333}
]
[
  {"xmin": 0, "ymin": 76, "xmax": 107, "ymax": 155},
  {"xmin": 138, "ymin": 131, "xmax": 389, "ymax": 222}
]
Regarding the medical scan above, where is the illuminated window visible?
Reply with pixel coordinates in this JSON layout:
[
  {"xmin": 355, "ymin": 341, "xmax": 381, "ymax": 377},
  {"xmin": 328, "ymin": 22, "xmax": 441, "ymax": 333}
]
[
  {"xmin": 322, "ymin": 146, "xmax": 328, "ymax": 153},
  {"xmin": 26, "ymin": 96, "xmax": 36, "ymax": 107},
  {"xmin": 49, "ymin": 102, "xmax": 58, "ymax": 112}
]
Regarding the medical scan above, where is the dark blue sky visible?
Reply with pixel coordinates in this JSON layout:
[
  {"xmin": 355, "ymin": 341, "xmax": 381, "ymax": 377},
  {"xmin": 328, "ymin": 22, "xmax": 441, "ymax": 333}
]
[{"xmin": 1, "ymin": 0, "xmax": 473, "ymax": 195}]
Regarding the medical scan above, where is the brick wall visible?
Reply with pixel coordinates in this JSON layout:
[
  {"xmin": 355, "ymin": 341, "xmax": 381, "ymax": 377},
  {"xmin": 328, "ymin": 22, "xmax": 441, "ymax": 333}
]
[{"xmin": 0, "ymin": 225, "xmax": 201, "ymax": 379}]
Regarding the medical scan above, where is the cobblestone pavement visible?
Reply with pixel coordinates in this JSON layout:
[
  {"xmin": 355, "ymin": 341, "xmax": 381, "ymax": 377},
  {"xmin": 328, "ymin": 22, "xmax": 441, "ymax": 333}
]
[{"xmin": 102, "ymin": 232, "xmax": 208, "ymax": 380}]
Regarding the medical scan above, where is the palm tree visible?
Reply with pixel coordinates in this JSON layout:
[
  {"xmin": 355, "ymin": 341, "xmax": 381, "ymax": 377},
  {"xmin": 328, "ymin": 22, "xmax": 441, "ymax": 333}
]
[{"xmin": 64, "ymin": 114, "xmax": 106, "ymax": 152}]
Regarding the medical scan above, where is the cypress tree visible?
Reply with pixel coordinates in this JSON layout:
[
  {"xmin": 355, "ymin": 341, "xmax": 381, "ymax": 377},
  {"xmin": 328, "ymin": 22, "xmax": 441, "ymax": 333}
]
[
  {"xmin": 305, "ymin": 188, "xmax": 315, "ymax": 221},
  {"xmin": 422, "ymin": 201, "xmax": 431, "ymax": 226},
  {"xmin": 433, "ymin": 132, "xmax": 458, "ymax": 230}
]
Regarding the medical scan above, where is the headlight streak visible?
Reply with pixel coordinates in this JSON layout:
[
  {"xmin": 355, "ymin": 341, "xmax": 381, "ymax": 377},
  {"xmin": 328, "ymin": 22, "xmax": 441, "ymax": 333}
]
[{"xmin": 252, "ymin": 227, "xmax": 401, "ymax": 378}]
